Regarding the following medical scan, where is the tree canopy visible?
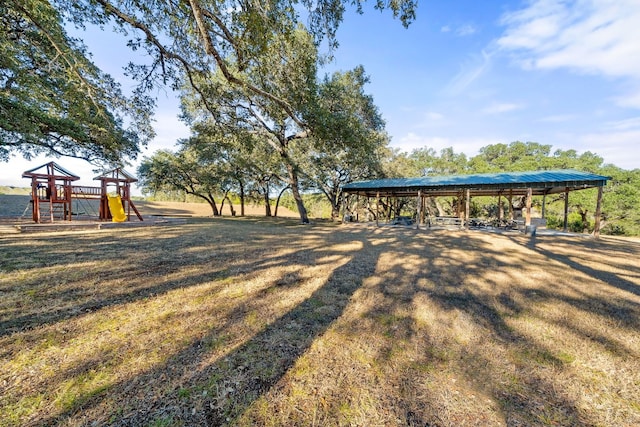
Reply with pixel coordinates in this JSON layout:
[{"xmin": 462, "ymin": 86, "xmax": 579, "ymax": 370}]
[
  {"xmin": 55, "ymin": 0, "xmax": 417, "ymax": 120},
  {"xmin": 0, "ymin": 0, "xmax": 154, "ymax": 163},
  {"xmin": 380, "ymin": 141, "xmax": 640, "ymax": 236}
]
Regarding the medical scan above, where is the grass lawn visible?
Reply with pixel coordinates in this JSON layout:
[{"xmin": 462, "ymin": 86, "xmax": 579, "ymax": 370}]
[{"xmin": 1, "ymin": 218, "xmax": 639, "ymax": 426}]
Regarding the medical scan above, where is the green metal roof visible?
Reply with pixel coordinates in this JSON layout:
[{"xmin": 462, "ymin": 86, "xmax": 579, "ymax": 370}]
[{"xmin": 342, "ymin": 169, "xmax": 609, "ymax": 197}]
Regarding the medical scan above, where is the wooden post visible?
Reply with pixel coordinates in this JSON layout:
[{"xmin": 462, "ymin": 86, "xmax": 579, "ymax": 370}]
[
  {"xmin": 525, "ymin": 188, "xmax": 532, "ymax": 227},
  {"xmin": 542, "ymin": 193, "xmax": 547, "ymax": 219},
  {"xmin": 416, "ymin": 190, "xmax": 422, "ymax": 230},
  {"xmin": 594, "ymin": 186, "xmax": 603, "ymax": 239},
  {"xmin": 376, "ymin": 191, "xmax": 380, "ymax": 227},
  {"xmin": 509, "ymin": 189, "xmax": 514, "ymax": 220},
  {"xmin": 366, "ymin": 197, "xmax": 370, "ymax": 223},
  {"xmin": 563, "ymin": 187, "xmax": 569, "ymax": 232},
  {"xmin": 498, "ymin": 193, "xmax": 504, "ymax": 222},
  {"xmin": 465, "ymin": 189, "xmax": 470, "ymax": 229},
  {"xmin": 31, "ymin": 180, "xmax": 40, "ymax": 223}
]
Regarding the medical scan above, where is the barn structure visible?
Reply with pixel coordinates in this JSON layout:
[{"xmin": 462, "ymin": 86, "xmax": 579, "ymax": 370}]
[{"xmin": 341, "ymin": 169, "xmax": 610, "ymax": 237}]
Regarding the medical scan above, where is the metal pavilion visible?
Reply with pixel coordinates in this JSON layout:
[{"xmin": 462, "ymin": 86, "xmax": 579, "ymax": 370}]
[{"xmin": 341, "ymin": 169, "xmax": 610, "ymax": 236}]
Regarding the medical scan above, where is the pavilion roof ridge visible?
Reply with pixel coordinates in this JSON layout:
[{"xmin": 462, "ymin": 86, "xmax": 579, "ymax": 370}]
[
  {"xmin": 344, "ymin": 169, "xmax": 609, "ymax": 187},
  {"xmin": 342, "ymin": 169, "xmax": 610, "ymax": 198}
]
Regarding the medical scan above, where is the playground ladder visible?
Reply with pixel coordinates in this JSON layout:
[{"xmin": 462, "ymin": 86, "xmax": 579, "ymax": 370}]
[{"xmin": 38, "ymin": 199, "xmax": 66, "ymax": 222}]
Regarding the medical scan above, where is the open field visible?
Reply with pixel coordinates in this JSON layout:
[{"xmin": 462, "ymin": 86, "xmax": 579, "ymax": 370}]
[
  {"xmin": 1, "ymin": 218, "xmax": 639, "ymax": 426},
  {"xmin": 0, "ymin": 194, "xmax": 297, "ymax": 219}
]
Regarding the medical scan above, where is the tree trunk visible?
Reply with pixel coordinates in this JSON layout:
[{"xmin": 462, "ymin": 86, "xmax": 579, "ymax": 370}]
[
  {"xmin": 191, "ymin": 192, "xmax": 219, "ymax": 216},
  {"xmin": 238, "ymin": 181, "xmax": 245, "ymax": 217},
  {"xmin": 223, "ymin": 193, "xmax": 236, "ymax": 216},
  {"xmin": 330, "ymin": 188, "xmax": 341, "ymax": 221},
  {"xmin": 206, "ymin": 197, "xmax": 219, "ymax": 216},
  {"xmin": 263, "ymin": 190, "xmax": 272, "ymax": 216},
  {"xmin": 274, "ymin": 185, "xmax": 290, "ymax": 218},
  {"xmin": 285, "ymin": 163, "xmax": 309, "ymax": 223},
  {"xmin": 579, "ymin": 208, "xmax": 589, "ymax": 233}
]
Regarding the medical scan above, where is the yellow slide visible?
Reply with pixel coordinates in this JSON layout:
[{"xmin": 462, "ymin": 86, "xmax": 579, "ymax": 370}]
[{"xmin": 107, "ymin": 194, "xmax": 126, "ymax": 222}]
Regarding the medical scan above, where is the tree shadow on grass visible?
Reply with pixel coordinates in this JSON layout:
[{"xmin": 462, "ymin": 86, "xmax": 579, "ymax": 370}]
[
  {"xmin": 9, "ymin": 226, "xmax": 640, "ymax": 426},
  {"xmin": 0, "ymin": 219, "xmax": 327, "ymax": 337},
  {"xmin": 531, "ymin": 237, "xmax": 640, "ymax": 298},
  {"xmin": 352, "ymin": 230, "xmax": 613, "ymax": 426},
  {"xmin": 35, "ymin": 226, "xmax": 380, "ymax": 426}
]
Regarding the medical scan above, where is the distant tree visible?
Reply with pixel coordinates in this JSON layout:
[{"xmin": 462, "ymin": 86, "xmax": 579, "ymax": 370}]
[
  {"xmin": 300, "ymin": 67, "xmax": 388, "ymax": 219},
  {"xmin": 411, "ymin": 146, "xmax": 469, "ymax": 175},
  {"xmin": 468, "ymin": 141, "xmax": 552, "ymax": 172},
  {"xmin": 0, "ymin": 0, "xmax": 153, "ymax": 163},
  {"xmin": 599, "ymin": 167, "xmax": 640, "ymax": 235},
  {"xmin": 138, "ymin": 148, "xmax": 229, "ymax": 216},
  {"xmin": 177, "ymin": 28, "xmax": 318, "ymax": 222},
  {"xmin": 382, "ymin": 148, "xmax": 420, "ymax": 178}
]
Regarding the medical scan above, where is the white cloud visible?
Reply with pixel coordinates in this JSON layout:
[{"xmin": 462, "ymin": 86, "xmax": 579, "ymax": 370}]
[
  {"xmin": 444, "ymin": 49, "xmax": 493, "ymax": 95},
  {"xmin": 424, "ymin": 111, "xmax": 445, "ymax": 121},
  {"xmin": 456, "ymin": 24, "xmax": 477, "ymax": 37},
  {"xmin": 391, "ymin": 133, "xmax": 498, "ymax": 156},
  {"xmin": 442, "ymin": 24, "xmax": 477, "ymax": 36},
  {"xmin": 537, "ymin": 114, "xmax": 578, "ymax": 123},
  {"xmin": 481, "ymin": 103, "xmax": 524, "ymax": 114},
  {"xmin": 574, "ymin": 128, "xmax": 640, "ymax": 169},
  {"xmin": 497, "ymin": 0, "xmax": 640, "ymax": 81},
  {"xmin": 613, "ymin": 89, "xmax": 640, "ymax": 109},
  {"xmin": 603, "ymin": 116, "xmax": 640, "ymax": 131}
]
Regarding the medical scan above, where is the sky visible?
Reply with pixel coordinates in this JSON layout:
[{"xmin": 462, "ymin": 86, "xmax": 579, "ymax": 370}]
[{"xmin": 3, "ymin": 0, "xmax": 640, "ymax": 191}]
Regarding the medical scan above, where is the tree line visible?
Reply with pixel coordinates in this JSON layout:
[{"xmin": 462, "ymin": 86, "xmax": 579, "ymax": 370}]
[{"xmin": 139, "ymin": 139, "xmax": 640, "ymax": 236}]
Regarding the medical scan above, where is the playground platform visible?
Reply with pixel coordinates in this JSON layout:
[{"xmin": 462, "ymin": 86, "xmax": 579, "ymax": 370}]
[{"xmin": 0, "ymin": 216, "xmax": 187, "ymax": 234}]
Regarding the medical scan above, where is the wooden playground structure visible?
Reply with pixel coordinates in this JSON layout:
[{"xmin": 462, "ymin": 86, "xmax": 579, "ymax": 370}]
[{"xmin": 22, "ymin": 162, "xmax": 143, "ymax": 223}]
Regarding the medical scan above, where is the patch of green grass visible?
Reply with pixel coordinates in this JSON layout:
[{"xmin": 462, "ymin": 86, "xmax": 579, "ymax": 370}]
[
  {"xmin": 556, "ymin": 351, "xmax": 576, "ymax": 364},
  {"xmin": 149, "ymin": 415, "xmax": 181, "ymax": 427},
  {"xmin": 177, "ymin": 387, "xmax": 191, "ymax": 399},
  {"xmin": 54, "ymin": 369, "xmax": 112, "ymax": 413}
]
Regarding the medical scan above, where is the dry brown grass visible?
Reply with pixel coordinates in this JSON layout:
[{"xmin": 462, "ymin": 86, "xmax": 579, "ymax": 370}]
[
  {"xmin": 1, "ymin": 219, "xmax": 639, "ymax": 426},
  {"xmin": 0, "ymin": 194, "xmax": 298, "ymax": 219}
]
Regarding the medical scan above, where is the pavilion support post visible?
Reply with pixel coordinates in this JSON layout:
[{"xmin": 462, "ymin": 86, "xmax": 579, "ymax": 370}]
[
  {"xmin": 465, "ymin": 189, "xmax": 470, "ymax": 229},
  {"xmin": 498, "ymin": 193, "xmax": 504, "ymax": 222},
  {"xmin": 594, "ymin": 186, "xmax": 603, "ymax": 239},
  {"xmin": 525, "ymin": 187, "xmax": 532, "ymax": 228},
  {"xmin": 356, "ymin": 195, "xmax": 359, "ymax": 222},
  {"xmin": 563, "ymin": 187, "xmax": 569, "ymax": 232},
  {"xmin": 509, "ymin": 189, "xmax": 514, "ymax": 220},
  {"xmin": 416, "ymin": 190, "xmax": 422, "ymax": 230},
  {"xmin": 542, "ymin": 193, "xmax": 547, "ymax": 219},
  {"xmin": 366, "ymin": 197, "xmax": 370, "ymax": 223},
  {"xmin": 376, "ymin": 191, "xmax": 380, "ymax": 227},
  {"xmin": 386, "ymin": 196, "xmax": 391, "ymax": 223}
]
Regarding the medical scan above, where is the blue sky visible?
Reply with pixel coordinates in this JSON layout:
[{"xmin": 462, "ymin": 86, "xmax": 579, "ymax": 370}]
[{"xmin": 3, "ymin": 0, "xmax": 640, "ymax": 189}]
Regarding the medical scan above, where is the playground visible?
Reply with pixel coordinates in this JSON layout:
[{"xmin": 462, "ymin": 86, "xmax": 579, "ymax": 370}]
[{"xmin": 20, "ymin": 161, "xmax": 142, "ymax": 224}]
